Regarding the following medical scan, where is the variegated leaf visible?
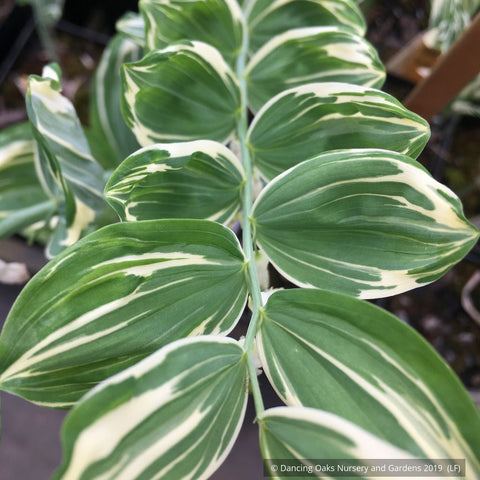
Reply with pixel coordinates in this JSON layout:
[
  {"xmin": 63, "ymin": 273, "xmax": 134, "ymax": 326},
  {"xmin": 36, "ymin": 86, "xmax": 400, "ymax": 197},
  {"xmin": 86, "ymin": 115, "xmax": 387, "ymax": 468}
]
[
  {"xmin": 260, "ymin": 407, "xmax": 426, "ymax": 479},
  {"xmin": 0, "ymin": 220, "xmax": 248, "ymax": 407},
  {"xmin": 89, "ymin": 34, "xmax": 141, "ymax": 169},
  {"xmin": 140, "ymin": 0, "xmax": 244, "ymax": 65},
  {"xmin": 54, "ymin": 337, "xmax": 248, "ymax": 480},
  {"xmin": 0, "ymin": 122, "xmax": 54, "ymax": 239},
  {"xmin": 427, "ymin": 0, "xmax": 477, "ymax": 52},
  {"xmin": 121, "ymin": 41, "xmax": 241, "ymax": 146},
  {"xmin": 258, "ymin": 289, "xmax": 480, "ymax": 471},
  {"xmin": 116, "ymin": 12, "xmax": 145, "ymax": 47},
  {"xmin": 246, "ymin": 26, "xmax": 385, "ymax": 112},
  {"xmin": 247, "ymin": 82, "xmax": 430, "ymax": 181},
  {"xmin": 105, "ymin": 141, "xmax": 245, "ymax": 223},
  {"xmin": 252, "ymin": 149, "xmax": 479, "ymax": 298},
  {"xmin": 247, "ymin": 0, "xmax": 366, "ymax": 53},
  {"xmin": 26, "ymin": 64, "xmax": 106, "ymax": 255}
]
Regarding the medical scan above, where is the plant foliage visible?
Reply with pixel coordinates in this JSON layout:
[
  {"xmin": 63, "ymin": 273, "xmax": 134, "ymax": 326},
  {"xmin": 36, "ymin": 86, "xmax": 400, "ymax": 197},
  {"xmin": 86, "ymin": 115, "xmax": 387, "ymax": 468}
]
[{"xmin": 0, "ymin": 0, "xmax": 479, "ymax": 478}]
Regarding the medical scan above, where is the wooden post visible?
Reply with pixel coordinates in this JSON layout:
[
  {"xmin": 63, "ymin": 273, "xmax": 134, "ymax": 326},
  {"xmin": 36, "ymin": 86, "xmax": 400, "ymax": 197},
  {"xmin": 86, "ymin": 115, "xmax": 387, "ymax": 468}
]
[{"xmin": 403, "ymin": 12, "xmax": 480, "ymax": 121}]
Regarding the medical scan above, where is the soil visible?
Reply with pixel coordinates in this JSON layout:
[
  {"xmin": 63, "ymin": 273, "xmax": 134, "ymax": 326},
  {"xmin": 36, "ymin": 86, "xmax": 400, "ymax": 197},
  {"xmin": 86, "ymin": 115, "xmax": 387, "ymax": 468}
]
[{"xmin": 0, "ymin": 1, "xmax": 479, "ymax": 479}]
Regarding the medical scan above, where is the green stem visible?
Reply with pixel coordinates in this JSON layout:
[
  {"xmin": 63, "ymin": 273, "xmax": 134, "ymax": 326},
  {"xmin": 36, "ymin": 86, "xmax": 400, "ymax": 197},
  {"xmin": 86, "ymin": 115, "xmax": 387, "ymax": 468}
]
[{"xmin": 236, "ymin": 1, "xmax": 265, "ymax": 416}]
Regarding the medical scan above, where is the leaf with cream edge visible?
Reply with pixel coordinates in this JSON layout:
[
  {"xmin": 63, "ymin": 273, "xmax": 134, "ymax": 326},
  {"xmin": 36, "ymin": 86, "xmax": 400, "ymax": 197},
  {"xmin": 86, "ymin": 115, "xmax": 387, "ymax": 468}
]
[
  {"xmin": 116, "ymin": 12, "xmax": 145, "ymax": 47},
  {"xmin": 0, "ymin": 122, "xmax": 54, "ymax": 239},
  {"xmin": 53, "ymin": 336, "xmax": 248, "ymax": 480},
  {"xmin": 0, "ymin": 219, "xmax": 248, "ymax": 407},
  {"xmin": 259, "ymin": 406, "xmax": 425, "ymax": 480},
  {"xmin": 105, "ymin": 141, "xmax": 245, "ymax": 223},
  {"xmin": 26, "ymin": 64, "xmax": 106, "ymax": 256},
  {"xmin": 247, "ymin": 0, "xmax": 366, "ymax": 53},
  {"xmin": 252, "ymin": 149, "xmax": 479, "ymax": 298},
  {"xmin": 89, "ymin": 34, "xmax": 142, "ymax": 169},
  {"xmin": 140, "ymin": 0, "xmax": 243, "ymax": 66},
  {"xmin": 257, "ymin": 289, "xmax": 480, "ymax": 473},
  {"xmin": 246, "ymin": 26, "xmax": 385, "ymax": 112},
  {"xmin": 247, "ymin": 82, "xmax": 430, "ymax": 181},
  {"xmin": 121, "ymin": 41, "xmax": 241, "ymax": 146}
]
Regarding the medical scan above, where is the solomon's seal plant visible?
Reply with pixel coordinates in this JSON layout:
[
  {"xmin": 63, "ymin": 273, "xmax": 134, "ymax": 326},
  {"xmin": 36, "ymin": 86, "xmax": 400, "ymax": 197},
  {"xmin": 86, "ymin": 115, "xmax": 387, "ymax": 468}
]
[{"xmin": 1, "ymin": 0, "xmax": 480, "ymax": 478}]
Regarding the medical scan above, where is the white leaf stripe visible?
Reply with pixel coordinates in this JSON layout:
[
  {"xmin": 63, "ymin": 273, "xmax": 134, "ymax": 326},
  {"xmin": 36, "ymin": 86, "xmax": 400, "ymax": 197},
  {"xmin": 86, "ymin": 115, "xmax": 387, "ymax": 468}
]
[
  {"xmin": 0, "ymin": 275, "xmax": 193, "ymax": 381},
  {"xmin": 122, "ymin": 42, "xmax": 240, "ymax": 146},
  {"xmin": 260, "ymin": 323, "xmax": 478, "ymax": 465},
  {"xmin": 246, "ymin": 26, "xmax": 377, "ymax": 71},
  {"xmin": 253, "ymin": 150, "xmax": 469, "ymax": 232},
  {"xmin": 257, "ymin": 290, "xmax": 480, "ymax": 474},
  {"xmin": 1, "ymin": 264, "xmax": 246, "ymax": 381},
  {"xmin": 105, "ymin": 140, "xmax": 245, "ymax": 224},
  {"xmin": 252, "ymin": 149, "xmax": 478, "ymax": 298},
  {"xmin": 260, "ymin": 407, "xmax": 423, "ymax": 480},
  {"xmin": 246, "ymin": 27, "xmax": 385, "ymax": 111},
  {"xmin": 247, "ymin": 0, "xmax": 367, "ymax": 54},
  {"xmin": 0, "ymin": 123, "xmax": 52, "ymax": 233},
  {"xmin": 258, "ymin": 237, "xmax": 470, "ymax": 299},
  {"xmin": 248, "ymin": 0, "xmax": 363, "ymax": 30},
  {"xmin": 54, "ymin": 337, "xmax": 248, "ymax": 480},
  {"xmin": 26, "ymin": 72, "xmax": 106, "ymax": 251},
  {"xmin": 0, "ymin": 140, "xmax": 35, "ymax": 169},
  {"xmin": 247, "ymin": 83, "xmax": 430, "ymax": 180},
  {"xmin": 0, "ymin": 220, "xmax": 248, "ymax": 406},
  {"xmin": 29, "ymin": 79, "xmax": 99, "ymax": 167},
  {"xmin": 141, "ymin": 0, "xmax": 243, "ymax": 63}
]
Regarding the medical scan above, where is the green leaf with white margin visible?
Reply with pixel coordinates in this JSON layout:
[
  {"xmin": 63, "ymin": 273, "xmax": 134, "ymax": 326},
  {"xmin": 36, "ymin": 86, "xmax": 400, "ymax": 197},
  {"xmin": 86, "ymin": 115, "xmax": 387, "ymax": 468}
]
[
  {"xmin": 258, "ymin": 289, "xmax": 480, "ymax": 471},
  {"xmin": 89, "ymin": 34, "xmax": 142, "ymax": 169},
  {"xmin": 252, "ymin": 149, "xmax": 479, "ymax": 298},
  {"xmin": 247, "ymin": 0, "xmax": 366, "ymax": 53},
  {"xmin": 0, "ymin": 219, "xmax": 248, "ymax": 407},
  {"xmin": 140, "ymin": 0, "xmax": 243, "ymax": 66},
  {"xmin": 247, "ymin": 82, "xmax": 430, "ymax": 181},
  {"xmin": 260, "ymin": 406, "xmax": 424, "ymax": 479},
  {"xmin": 27, "ymin": 64, "xmax": 105, "ymax": 209},
  {"xmin": 116, "ymin": 12, "xmax": 145, "ymax": 47},
  {"xmin": 26, "ymin": 64, "xmax": 106, "ymax": 255},
  {"xmin": 0, "ymin": 122, "xmax": 55, "ymax": 239},
  {"xmin": 105, "ymin": 140, "xmax": 245, "ymax": 223},
  {"xmin": 246, "ymin": 26, "xmax": 385, "ymax": 112},
  {"xmin": 121, "ymin": 41, "xmax": 241, "ymax": 146},
  {"xmin": 53, "ymin": 336, "xmax": 248, "ymax": 480}
]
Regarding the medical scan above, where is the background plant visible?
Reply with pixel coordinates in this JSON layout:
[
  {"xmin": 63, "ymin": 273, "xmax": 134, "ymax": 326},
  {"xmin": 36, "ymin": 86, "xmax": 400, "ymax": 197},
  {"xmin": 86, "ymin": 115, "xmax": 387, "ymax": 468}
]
[
  {"xmin": 424, "ymin": 0, "xmax": 480, "ymax": 116},
  {"xmin": 0, "ymin": 0, "xmax": 479, "ymax": 479}
]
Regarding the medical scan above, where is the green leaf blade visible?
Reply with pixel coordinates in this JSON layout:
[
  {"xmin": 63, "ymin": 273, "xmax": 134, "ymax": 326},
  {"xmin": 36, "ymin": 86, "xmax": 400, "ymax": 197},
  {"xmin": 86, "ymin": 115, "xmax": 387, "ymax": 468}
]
[
  {"xmin": 246, "ymin": 27, "xmax": 385, "ymax": 112},
  {"xmin": 252, "ymin": 149, "xmax": 479, "ymax": 298},
  {"xmin": 89, "ymin": 34, "xmax": 142, "ymax": 169},
  {"xmin": 27, "ymin": 69, "xmax": 105, "ymax": 208},
  {"xmin": 26, "ymin": 65, "xmax": 106, "ymax": 254},
  {"xmin": 105, "ymin": 140, "xmax": 245, "ymax": 223},
  {"xmin": 247, "ymin": 82, "xmax": 430, "ymax": 181},
  {"xmin": 116, "ymin": 12, "xmax": 145, "ymax": 47},
  {"xmin": 0, "ymin": 122, "xmax": 53, "ymax": 239},
  {"xmin": 121, "ymin": 42, "xmax": 241, "ymax": 146},
  {"xmin": 140, "ymin": 0, "xmax": 244, "ymax": 65},
  {"xmin": 248, "ymin": 0, "xmax": 366, "ymax": 52},
  {"xmin": 54, "ymin": 336, "xmax": 248, "ymax": 480},
  {"xmin": 0, "ymin": 220, "xmax": 248, "ymax": 406},
  {"xmin": 259, "ymin": 406, "xmax": 425, "ymax": 479},
  {"xmin": 258, "ymin": 289, "xmax": 480, "ymax": 470}
]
